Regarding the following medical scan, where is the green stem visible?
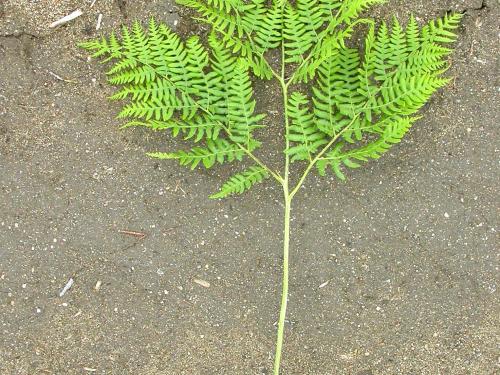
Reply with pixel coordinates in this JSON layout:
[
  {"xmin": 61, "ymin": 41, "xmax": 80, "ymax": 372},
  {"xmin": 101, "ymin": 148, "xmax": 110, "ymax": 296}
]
[
  {"xmin": 273, "ymin": 192, "xmax": 291, "ymax": 375},
  {"xmin": 274, "ymin": 12, "xmax": 291, "ymax": 370},
  {"xmin": 273, "ymin": 113, "xmax": 362, "ymax": 374}
]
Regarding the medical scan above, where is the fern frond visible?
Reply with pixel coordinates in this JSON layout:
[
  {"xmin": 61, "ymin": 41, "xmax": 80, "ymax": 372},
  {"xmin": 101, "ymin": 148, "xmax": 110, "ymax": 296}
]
[
  {"xmin": 210, "ymin": 165, "xmax": 269, "ymax": 198},
  {"xmin": 313, "ymin": 13, "xmax": 461, "ymax": 159},
  {"xmin": 406, "ymin": 15, "xmax": 421, "ymax": 52},
  {"xmin": 373, "ymin": 21, "xmax": 391, "ymax": 81},
  {"xmin": 208, "ymin": 33, "xmax": 238, "ymax": 120},
  {"xmin": 82, "ymin": 9, "xmax": 463, "ymax": 374},
  {"xmin": 82, "ymin": 9, "xmax": 462, "ymax": 197},
  {"xmin": 287, "ymin": 92, "xmax": 328, "ymax": 162},
  {"xmin": 148, "ymin": 138, "xmax": 259, "ymax": 169},
  {"xmin": 122, "ymin": 114, "xmax": 222, "ymax": 142},
  {"xmin": 334, "ymin": 0, "xmax": 386, "ymax": 26},
  {"xmin": 312, "ymin": 55, "xmax": 341, "ymax": 136},
  {"xmin": 227, "ymin": 60, "xmax": 266, "ymax": 146},
  {"xmin": 252, "ymin": 0, "xmax": 283, "ymax": 51},
  {"xmin": 177, "ymin": 0, "xmax": 247, "ymax": 39},
  {"xmin": 79, "ymin": 33, "xmax": 122, "ymax": 61},
  {"xmin": 105, "ymin": 25, "xmax": 143, "ymax": 75},
  {"xmin": 399, "ymin": 44, "xmax": 452, "ymax": 80},
  {"xmin": 422, "ymin": 13, "xmax": 462, "ymax": 43},
  {"xmin": 387, "ymin": 17, "xmax": 408, "ymax": 67},
  {"xmin": 293, "ymin": 17, "xmax": 372, "ymax": 83},
  {"xmin": 297, "ymin": 0, "xmax": 327, "ymax": 39},
  {"xmin": 317, "ymin": 116, "xmax": 417, "ymax": 179},
  {"xmin": 283, "ymin": 3, "xmax": 315, "ymax": 63},
  {"xmin": 311, "ymin": 47, "xmax": 366, "ymax": 142},
  {"xmin": 185, "ymin": 36, "xmax": 223, "ymax": 111},
  {"xmin": 373, "ymin": 73, "xmax": 450, "ymax": 117}
]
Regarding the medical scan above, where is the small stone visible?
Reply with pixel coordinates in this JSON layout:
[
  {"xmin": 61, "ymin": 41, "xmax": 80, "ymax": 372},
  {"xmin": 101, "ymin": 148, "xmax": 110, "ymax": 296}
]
[{"xmin": 194, "ymin": 279, "xmax": 210, "ymax": 288}]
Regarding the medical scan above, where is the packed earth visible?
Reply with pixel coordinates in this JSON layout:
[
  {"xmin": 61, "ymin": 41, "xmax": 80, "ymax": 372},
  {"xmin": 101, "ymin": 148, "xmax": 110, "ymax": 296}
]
[{"xmin": 0, "ymin": 1, "xmax": 498, "ymax": 374}]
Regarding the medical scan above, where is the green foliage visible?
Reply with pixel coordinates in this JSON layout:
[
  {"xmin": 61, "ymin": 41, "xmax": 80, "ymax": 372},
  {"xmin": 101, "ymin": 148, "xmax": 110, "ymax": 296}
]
[
  {"xmin": 80, "ymin": 1, "xmax": 462, "ymax": 196},
  {"xmin": 287, "ymin": 92, "xmax": 328, "ymax": 162},
  {"xmin": 147, "ymin": 138, "xmax": 259, "ymax": 169},
  {"xmin": 210, "ymin": 165, "xmax": 269, "ymax": 198},
  {"xmin": 81, "ymin": 3, "xmax": 462, "ymax": 373}
]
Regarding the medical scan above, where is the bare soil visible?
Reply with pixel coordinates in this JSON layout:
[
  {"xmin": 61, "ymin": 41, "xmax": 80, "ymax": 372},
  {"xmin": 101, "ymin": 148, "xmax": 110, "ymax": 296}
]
[{"xmin": 0, "ymin": 1, "xmax": 498, "ymax": 374}]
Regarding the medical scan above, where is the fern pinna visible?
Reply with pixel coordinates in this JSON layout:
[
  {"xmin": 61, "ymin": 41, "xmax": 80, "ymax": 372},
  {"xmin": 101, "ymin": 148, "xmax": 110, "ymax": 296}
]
[{"xmin": 81, "ymin": 1, "xmax": 461, "ymax": 373}]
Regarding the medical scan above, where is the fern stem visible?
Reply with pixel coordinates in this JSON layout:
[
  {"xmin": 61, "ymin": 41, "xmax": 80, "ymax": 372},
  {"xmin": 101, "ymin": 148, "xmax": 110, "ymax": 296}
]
[
  {"xmin": 273, "ymin": 13, "xmax": 291, "ymax": 371},
  {"xmin": 273, "ymin": 114, "xmax": 361, "ymax": 375},
  {"xmin": 274, "ymin": 193, "xmax": 291, "ymax": 375}
]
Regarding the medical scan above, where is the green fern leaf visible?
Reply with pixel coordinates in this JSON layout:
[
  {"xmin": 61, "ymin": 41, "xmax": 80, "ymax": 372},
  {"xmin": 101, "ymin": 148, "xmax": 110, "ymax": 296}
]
[
  {"xmin": 374, "ymin": 73, "xmax": 450, "ymax": 117},
  {"xmin": 227, "ymin": 60, "xmax": 266, "ymax": 146},
  {"xmin": 210, "ymin": 165, "xmax": 269, "ymax": 198},
  {"xmin": 406, "ymin": 15, "xmax": 421, "ymax": 52},
  {"xmin": 334, "ymin": 0, "xmax": 386, "ymax": 26},
  {"xmin": 122, "ymin": 114, "xmax": 222, "ymax": 142},
  {"xmin": 177, "ymin": 0, "xmax": 247, "ymax": 39},
  {"xmin": 148, "ymin": 138, "xmax": 259, "ymax": 170},
  {"xmin": 312, "ymin": 47, "xmax": 366, "ymax": 142},
  {"xmin": 283, "ymin": 3, "xmax": 315, "ymax": 63},
  {"xmin": 287, "ymin": 92, "xmax": 328, "ymax": 162},
  {"xmin": 387, "ymin": 17, "xmax": 408, "ymax": 67},
  {"xmin": 422, "ymin": 13, "xmax": 462, "ymax": 43},
  {"xmin": 317, "ymin": 116, "xmax": 417, "ymax": 178},
  {"xmin": 252, "ymin": 0, "xmax": 283, "ymax": 51}
]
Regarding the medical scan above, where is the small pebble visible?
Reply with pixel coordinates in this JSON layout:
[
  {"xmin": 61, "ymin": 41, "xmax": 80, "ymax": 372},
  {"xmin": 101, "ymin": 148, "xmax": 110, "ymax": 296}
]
[
  {"xmin": 194, "ymin": 279, "xmax": 210, "ymax": 288},
  {"xmin": 318, "ymin": 280, "xmax": 330, "ymax": 288}
]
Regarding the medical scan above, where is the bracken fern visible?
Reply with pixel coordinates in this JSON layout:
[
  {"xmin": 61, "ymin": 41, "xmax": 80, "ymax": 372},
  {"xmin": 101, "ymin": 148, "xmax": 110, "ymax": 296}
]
[{"xmin": 80, "ymin": 1, "xmax": 461, "ymax": 373}]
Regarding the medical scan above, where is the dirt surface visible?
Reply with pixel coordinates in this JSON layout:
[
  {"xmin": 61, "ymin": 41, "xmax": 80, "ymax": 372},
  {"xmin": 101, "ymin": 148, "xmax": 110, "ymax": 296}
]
[{"xmin": 0, "ymin": 0, "xmax": 499, "ymax": 374}]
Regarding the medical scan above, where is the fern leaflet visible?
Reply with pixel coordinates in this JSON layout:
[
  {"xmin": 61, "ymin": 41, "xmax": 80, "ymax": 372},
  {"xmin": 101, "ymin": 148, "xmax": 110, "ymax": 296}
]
[{"xmin": 210, "ymin": 165, "xmax": 269, "ymax": 198}]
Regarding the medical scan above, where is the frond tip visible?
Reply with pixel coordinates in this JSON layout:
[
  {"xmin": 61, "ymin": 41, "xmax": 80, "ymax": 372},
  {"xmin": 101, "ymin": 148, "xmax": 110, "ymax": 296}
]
[
  {"xmin": 147, "ymin": 138, "xmax": 259, "ymax": 170},
  {"xmin": 210, "ymin": 165, "xmax": 269, "ymax": 199}
]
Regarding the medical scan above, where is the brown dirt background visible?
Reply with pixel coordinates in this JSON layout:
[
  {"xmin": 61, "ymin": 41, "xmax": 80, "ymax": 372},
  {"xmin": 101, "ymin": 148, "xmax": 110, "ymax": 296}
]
[{"xmin": 0, "ymin": 0, "xmax": 499, "ymax": 374}]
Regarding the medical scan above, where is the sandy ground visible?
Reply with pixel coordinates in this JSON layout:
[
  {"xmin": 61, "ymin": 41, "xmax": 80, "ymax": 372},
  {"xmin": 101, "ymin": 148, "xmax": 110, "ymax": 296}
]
[{"xmin": 0, "ymin": 0, "xmax": 499, "ymax": 374}]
